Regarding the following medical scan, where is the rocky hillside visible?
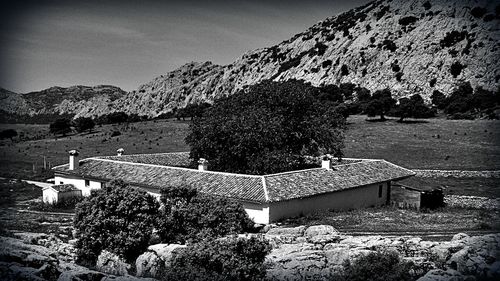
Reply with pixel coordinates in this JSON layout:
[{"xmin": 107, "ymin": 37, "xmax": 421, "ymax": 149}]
[
  {"xmin": 1, "ymin": 0, "xmax": 498, "ymax": 119},
  {"xmin": 88, "ymin": 0, "xmax": 499, "ymax": 118},
  {"xmin": 0, "ymin": 85, "xmax": 127, "ymax": 117}
]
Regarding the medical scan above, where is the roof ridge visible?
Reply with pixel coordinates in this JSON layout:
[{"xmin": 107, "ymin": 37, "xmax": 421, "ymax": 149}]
[
  {"xmin": 263, "ymin": 167, "xmax": 325, "ymax": 177},
  {"xmin": 86, "ymin": 157, "xmax": 263, "ymax": 178},
  {"xmin": 261, "ymin": 177, "xmax": 269, "ymax": 202},
  {"xmin": 97, "ymin": 151, "xmax": 190, "ymax": 158}
]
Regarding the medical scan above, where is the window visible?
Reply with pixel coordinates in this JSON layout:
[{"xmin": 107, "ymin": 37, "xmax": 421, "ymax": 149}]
[
  {"xmin": 85, "ymin": 180, "xmax": 90, "ymax": 187},
  {"xmin": 60, "ymin": 181, "xmax": 64, "ymax": 185},
  {"xmin": 378, "ymin": 184, "xmax": 383, "ymax": 198}
]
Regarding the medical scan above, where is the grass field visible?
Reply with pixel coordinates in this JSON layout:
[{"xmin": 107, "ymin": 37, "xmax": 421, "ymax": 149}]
[{"xmin": 1, "ymin": 115, "xmax": 499, "ymax": 180}]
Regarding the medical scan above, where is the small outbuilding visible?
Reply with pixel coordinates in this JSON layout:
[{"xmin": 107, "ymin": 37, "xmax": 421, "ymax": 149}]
[{"xmin": 42, "ymin": 184, "xmax": 82, "ymax": 205}]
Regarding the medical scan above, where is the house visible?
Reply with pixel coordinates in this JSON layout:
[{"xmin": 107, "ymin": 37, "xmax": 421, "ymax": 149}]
[
  {"xmin": 42, "ymin": 184, "xmax": 82, "ymax": 204},
  {"xmin": 52, "ymin": 149, "xmax": 415, "ymax": 224}
]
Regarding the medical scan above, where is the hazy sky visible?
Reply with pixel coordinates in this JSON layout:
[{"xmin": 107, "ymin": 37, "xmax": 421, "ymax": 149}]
[{"xmin": 0, "ymin": 0, "xmax": 369, "ymax": 93}]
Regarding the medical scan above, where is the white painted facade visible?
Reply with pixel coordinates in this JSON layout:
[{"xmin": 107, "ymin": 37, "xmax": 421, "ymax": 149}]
[
  {"xmin": 54, "ymin": 175, "xmax": 104, "ymax": 196},
  {"xmin": 42, "ymin": 186, "xmax": 82, "ymax": 204}
]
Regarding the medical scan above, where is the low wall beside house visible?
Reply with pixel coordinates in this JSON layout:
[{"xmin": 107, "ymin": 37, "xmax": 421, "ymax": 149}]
[
  {"xmin": 54, "ymin": 176, "xmax": 104, "ymax": 196},
  {"xmin": 268, "ymin": 182, "xmax": 390, "ymax": 222}
]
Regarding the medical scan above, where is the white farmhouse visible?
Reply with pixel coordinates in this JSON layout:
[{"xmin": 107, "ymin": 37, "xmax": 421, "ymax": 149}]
[{"xmin": 52, "ymin": 150, "xmax": 415, "ymax": 224}]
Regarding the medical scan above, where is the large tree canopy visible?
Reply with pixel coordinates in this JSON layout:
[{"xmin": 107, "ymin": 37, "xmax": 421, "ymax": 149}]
[{"xmin": 185, "ymin": 80, "xmax": 346, "ymax": 175}]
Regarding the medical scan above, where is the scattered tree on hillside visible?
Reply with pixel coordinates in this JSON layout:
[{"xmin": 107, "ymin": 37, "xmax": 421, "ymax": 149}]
[
  {"xmin": 364, "ymin": 88, "xmax": 396, "ymax": 120},
  {"xmin": 0, "ymin": 129, "xmax": 17, "ymax": 140},
  {"xmin": 430, "ymin": 90, "xmax": 447, "ymax": 109},
  {"xmin": 186, "ymin": 79, "xmax": 346, "ymax": 174},
  {"xmin": 444, "ymin": 82, "xmax": 474, "ymax": 115},
  {"xmin": 74, "ymin": 180, "xmax": 159, "ymax": 265},
  {"xmin": 49, "ymin": 118, "xmax": 72, "ymax": 136},
  {"xmin": 394, "ymin": 94, "xmax": 436, "ymax": 122},
  {"xmin": 73, "ymin": 117, "xmax": 95, "ymax": 133},
  {"xmin": 156, "ymin": 185, "xmax": 253, "ymax": 244},
  {"xmin": 175, "ymin": 102, "xmax": 211, "ymax": 120}
]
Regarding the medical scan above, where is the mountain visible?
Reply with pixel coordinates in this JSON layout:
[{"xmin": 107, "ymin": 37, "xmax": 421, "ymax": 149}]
[
  {"xmin": 0, "ymin": 85, "xmax": 127, "ymax": 117},
  {"xmin": 2, "ymin": 0, "xmax": 499, "ymax": 119}
]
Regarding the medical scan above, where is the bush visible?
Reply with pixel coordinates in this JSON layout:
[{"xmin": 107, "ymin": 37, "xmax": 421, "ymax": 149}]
[
  {"xmin": 110, "ymin": 130, "xmax": 121, "ymax": 137},
  {"xmin": 440, "ymin": 31, "xmax": 468, "ymax": 48},
  {"xmin": 398, "ymin": 16, "xmax": 418, "ymax": 26},
  {"xmin": 341, "ymin": 64, "xmax": 349, "ymax": 76},
  {"xmin": 450, "ymin": 61, "xmax": 465, "ymax": 78},
  {"xmin": 163, "ymin": 236, "xmax": 271, "ymax": 281},
  {"xmin": 156, "ymin": 185, "xmax": 254, "ymax": 244},
  {"xmin": 337, "ymin": 251, "xmax": 415, "ymax": 281},
  {"xmin": 29, "ymin": 197, "xmax": 80, "ymax": 212},
  {"xmin": 0, "ymin": 129, "xmax": 17, "ymax": 140},
  {"xmin": 73, "ymin": 180, "xmax": 159, "ymax": 265},
  {"xmin": 471, "ymin": 7, "xmax": 487, "ymax": 18}
]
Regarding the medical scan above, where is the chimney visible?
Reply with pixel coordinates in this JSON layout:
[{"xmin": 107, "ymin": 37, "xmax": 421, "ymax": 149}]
[
  {"xmin": 198, "ymin": 158, "xmax": 208, "ymax": 171},
  {"xmin": 321, "ymin": 154, "xmax": 332, "ymax": 170},
  {"xmin": 69, "ymin": 149, "xmax": 80, "ymax": 170},
  {"xmin": 117, "ymin": 148, "xmax": 124, "ymax": 156}
]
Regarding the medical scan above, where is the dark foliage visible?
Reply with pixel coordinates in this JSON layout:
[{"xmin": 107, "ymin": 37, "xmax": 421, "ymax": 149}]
[
  {"xmin": 156, "ymin": 185, "xmax": 254, "ymax": 244},
  {"xmin": 394, "ymin": 94, "xmax": 436, "ymax": 122},
  {"xmin": 73, "ymin": 117, "xmax": 95, "ymax": 133},
  {"xmin": 95, "ymin": 112, "xmax": 146, "ymax": 125},
  {"xmin": 398, "ymin": 16, "xmax": 418, "ymax": 26},
  {"xmin": 471, "ymin": 7, "xmax": 487, "ymax": 18},
  {"xmin": 440, "ymin": 31, "xmax": 468, "ymax": 48},
  {"xmin": 175, "ymin": 102, "xmax": 211, "ymax": 120},
  {"xmin": 0, "ymin": 111, "xmax": 75, "ymax": 124},
  {"xmin": 444, "ymin": 82, "xmax": 474, "ymax": 114},
  {"xmin": 450, "ymin": 61, "xmax": 465, "ymax": 78},
  {"xmin": 29, "ymin": 197, "xmax": 80, "ymax": 212},
  {"xmin": 49, "ymin": 118, "xmax": 72, "ymax": 136},
  {"xmin": 0, "ymin": 129, "xmax": 17, "ymax": 140},
  {"xmin": 186, "ymin": 80, "xmax": 346, "ymax": 175},
  {"xmin": 322, "ymin": 60, "xmax": 333, "ymax": 68},
  {"xmin": 430, "ymin": 90, "xmax": 447, "ymax": 109},
  {"xmin": 338, "ymin": 251, "xmax": 415, "ymax": 281},
  {"xmin": 74, "ymin": 180, "xmax": 159, "ymax": 265},
  {"xmin": 375, "ymin": 6, "xmax": 390, "ymax": 21},
  {"xmin": 341, "ymin": 64, "xmax": 349, "ymax": 76},
  {"xmin": 429, "ymin": 78, "xmax": 437, "ymax": 87},
  {"xmin": 365, "ymin": 89, "xmax": 396, "ymax": 120},
  {"xmin": 110, "ymin": 130, "xmax": 121, "ymax": 137},
  {"xmin": 382, "ymin": 39, "xmax": 397, "ymax": 52},
  {"xmin": 163, "ymin": 236, "xmax": 271, "ymax": 281},
  {"xmin": 422, "ymin": 1, "xmax": 432, "ymax": 10}
]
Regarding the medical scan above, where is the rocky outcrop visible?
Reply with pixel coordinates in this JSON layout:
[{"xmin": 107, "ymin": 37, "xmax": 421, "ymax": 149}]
[
  {"xmin": 3, "ymin": 0, "xmax": 497, "ymax": 119},
  {"xmin": 265, "ymin": 226, "xmax": 500, "ymax": 280},
  {"xmin": 96, "ymin": 251, "xmax": 132, "ymax": 276},
  {"xmin": 135, "ymin": 244, "xmax": 186, "ymax": 278}
]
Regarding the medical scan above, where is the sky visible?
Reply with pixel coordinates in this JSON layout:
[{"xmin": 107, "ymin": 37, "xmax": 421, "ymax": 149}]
[{"xmin": 0, "ymin": 0, "xmax": 369, "ymax": 93}]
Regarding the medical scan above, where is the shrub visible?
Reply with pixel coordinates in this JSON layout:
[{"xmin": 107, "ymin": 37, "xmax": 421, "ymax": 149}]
[
  {"xmin": 382, "ymin": 39, "xmax": 397, "ymax": 52},
  {"xmin": 429, "ymin": 78, "xmax": 437, "ymax": 87},
  {"xmin": 29, "ymin": 197, "xmax": 81, "ymax": 212},
  {"xmin": 110, "ymin": 130, "xmax": 121, "ymax": 137},
  {"xmin": 341, "ymin": 64, "xmax": 349, "ymax": 76},
  {"xmin": 440, "ymin": 31, "xmax": 468, "ymax": 48},
  {"xmin": 73, "ymin": 117, "xmax": 95, "ymax": 133},
  {"xmin": 163, "ymin": 236, "xmax": 271, "ymax": 281},
  {"xmin": 0, "ymin": 129, "xmax": 17, "ymax": 140},
  {"xmin": 423, "ymin": 1, "xmax": 431, "ymax": 10},
  {"xmin": 471, "ymin": 7, "xmax": 487, "ymax": 18},
  {"xmin": 337, "ymin": 251, "xmax": 415, "ymax": 281},
  {"xmin": 322, "ymin": 59, "xmax": 332, "ymax": 68},
  {"xmin": 156, "ymin": 185, "xmax": 254, "ymax": 244},
  {"xmin": 430, "ymin": 90, "xmax": 447, "ymax": 109},
  {"xmin": 398, "ymin": 16, "xmax": 418, "ymax": 26},
  {"xmin": 74, "ymin": 180, "xmax": 159, "ymax": 265},
  {"xmin": 450, "ymin": 61, "xmax": 465, "ymax": 78}
]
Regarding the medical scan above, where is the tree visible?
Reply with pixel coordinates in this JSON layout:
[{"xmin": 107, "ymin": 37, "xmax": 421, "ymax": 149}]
[
  {"xmin": 73, "ymin": 117, "xmax": 95, "ymax": 133},
  {"xmin": 73, "ymin": 180, "xmax": 159, "ymax": 265},
  {"xmin": 156, "ymin": 185, "xmax": 253, "ymax": 244},
  {"xmin": 186, "ymin": 80, "xmax": 346, "ymax": 175},
  {"xmin": 164, "ymin": 236, "xmax": 271, "ymax": 281},
  {"xmin": 430, "ymin": 90, "xmax": 447, "ymax": 109},
  {"xmin": 395, "ymin": 94, "xmax": 435, "ymax": 122},
  {"xmin": 49, "ymin": 118, "xmax": 72, "ymax": 136},
  {"xmin": 0, "ymin": 129, "xmax": 17, "ymax": 140},
  {"xmin": 444, "ymin": 82, "xmax": 474, "ymax": 114},
  {"xmin": 364, "ymin": 88, "xmax": 396, "ymax": 120}
]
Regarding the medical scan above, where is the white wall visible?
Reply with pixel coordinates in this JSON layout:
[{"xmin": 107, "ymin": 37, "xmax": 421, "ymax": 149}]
[
  {"xmin": 55, "ymin": 175, "xmax": 104, "ymax": 196},
  {"xmin": 268, "ymin": 182, "xmax": 389, "ymax": 222},
  {"xmin": 241, "ymin": 202, "xmax": 270, "ymax": 224},
  {"xmin": 43, "ymin": 189, "xmax": 58, "ymax": 204}
]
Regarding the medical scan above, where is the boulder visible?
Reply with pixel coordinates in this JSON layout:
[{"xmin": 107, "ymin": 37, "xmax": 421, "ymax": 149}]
[
  {"xmin": 135, "ymin": 244, "xmax": 185, "ymax": 278},
  {"xmin": 416, "ymin": 269, "xmax": 468, "ymax": 281},
  {"xmin": 265, "ymin": 226, "xmax": 306, "ymax": 245},
  {"xmin": 57, "ymin": 269, "xmax": 107, "ymax": 281},
  {"xmin": 304, "ymin": 225, "xmax": 340, "ymax": 244},
  {"xmin": 96, "ymin": 250, "xmax": 132, "ymax": 276}
]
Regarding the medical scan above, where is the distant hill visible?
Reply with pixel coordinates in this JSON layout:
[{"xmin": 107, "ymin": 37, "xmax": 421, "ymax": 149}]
[
  {"xmin": 0, "ymin": 85, "xmax": 127, "ymax": 119},
  {"xmin": 1, "ymin": 0, "xmax": 499, "ymax": 119}
]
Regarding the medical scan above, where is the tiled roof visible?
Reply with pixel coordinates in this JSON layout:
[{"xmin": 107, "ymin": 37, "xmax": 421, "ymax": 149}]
[
  {"xmin": 50, "ymin": 184, "xmax": 79, "ymax": 192},
  {"xmin": 97, "ymin": 152, "xmax": 191, "ymax": 167},
  {"xmin": 52, "ymin": 152, "xmax": 415, "ymax": 203},
  {"xmin": 263, "ymin": 160, "xmax": 415, "ymax": 202},
  {"xmin": 53, "ymin": 158, "xmax": 266, "ymax": 203}
]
